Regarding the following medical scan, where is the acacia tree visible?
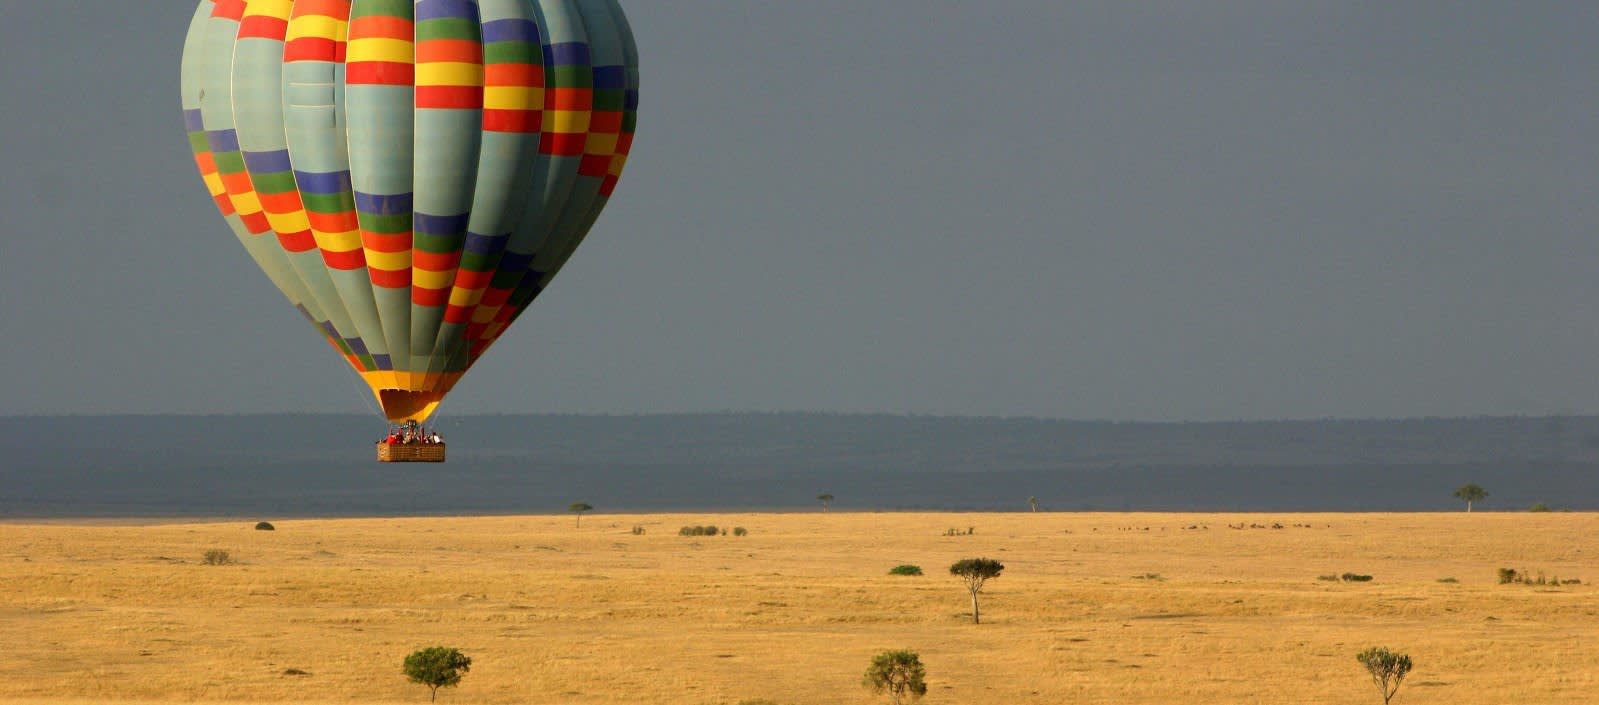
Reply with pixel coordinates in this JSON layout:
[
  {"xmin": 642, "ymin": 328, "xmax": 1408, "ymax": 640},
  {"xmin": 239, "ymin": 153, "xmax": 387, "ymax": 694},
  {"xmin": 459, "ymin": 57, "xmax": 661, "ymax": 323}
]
[
  {"xmin": 403, "ymin": 646, "xmax": 471, "ymax": 702},
  {"xmin": 1452, "ymin": 484, "xmax": 1487, "ymax": 512},
  {"xmin": 949, "ymin": 558, "xmax": 1004, "ymax": 624},
  {"xmin": 862, "ymin": 649, "xmax": 927, "ymax": 705},
  {"xmin": 569, "ymin": 502, "xmax": 593, "ymax": 527},
  {"xmin": 817, "ymin": 493, "xmax": 834, "ymax": 512},
  {"xmin": 1356, "ymin": 647, "xmax": 1412, "ymax": 705}
]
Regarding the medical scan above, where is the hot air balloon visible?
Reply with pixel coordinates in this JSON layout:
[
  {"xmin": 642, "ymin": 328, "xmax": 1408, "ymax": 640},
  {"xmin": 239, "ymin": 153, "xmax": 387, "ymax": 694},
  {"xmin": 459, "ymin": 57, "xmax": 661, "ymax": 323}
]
[{"xmin": 178, "ymin": 0, "xmax": 638, "ymax": 453}]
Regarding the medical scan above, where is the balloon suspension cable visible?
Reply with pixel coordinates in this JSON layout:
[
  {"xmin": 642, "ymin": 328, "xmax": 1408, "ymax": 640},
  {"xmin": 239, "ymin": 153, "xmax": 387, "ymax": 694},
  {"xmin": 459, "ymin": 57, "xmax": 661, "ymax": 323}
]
[{"xmin": 341, "ymin": 365, "xmax": 385, "ymax": 422}]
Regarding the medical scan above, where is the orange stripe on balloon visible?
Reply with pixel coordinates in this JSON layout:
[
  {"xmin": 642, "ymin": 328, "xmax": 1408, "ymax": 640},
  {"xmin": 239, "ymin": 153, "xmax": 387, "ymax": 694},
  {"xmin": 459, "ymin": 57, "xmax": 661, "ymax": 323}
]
[
  {"xmin": 416, "ymin": 39, "xmax": 482, "ymax": 63},
  {"xmin": 211, "ymin": 0, "xmax": 247, "ymax": 21},
  {"xmin": 485, "ymin": 63, "xmax": 540, "ymax": 87},
  {"xmin": 413, "ymin": 250, "xmax": 461, "ymax": 272},
  {"xmin": 361, "ymin": 232, "xmax": 412, "ymax": 253},
  {"xmin": 348, "ymin": 15, "xmax": 412, "ymax": 40}
]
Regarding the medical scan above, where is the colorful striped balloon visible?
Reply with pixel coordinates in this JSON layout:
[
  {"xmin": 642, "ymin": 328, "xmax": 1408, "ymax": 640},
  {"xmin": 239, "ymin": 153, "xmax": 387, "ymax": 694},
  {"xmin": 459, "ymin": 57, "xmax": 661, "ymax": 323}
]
[{"xmin": 180, "ymin": 0, "xmax": 638, "ymax": 423}]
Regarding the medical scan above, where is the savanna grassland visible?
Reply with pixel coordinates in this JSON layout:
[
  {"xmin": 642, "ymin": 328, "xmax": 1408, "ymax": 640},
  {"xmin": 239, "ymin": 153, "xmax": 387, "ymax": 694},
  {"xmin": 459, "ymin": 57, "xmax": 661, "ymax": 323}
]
[{"xmin": 2, "ymin": 512, "xmax": 1596, "ymax": 705}]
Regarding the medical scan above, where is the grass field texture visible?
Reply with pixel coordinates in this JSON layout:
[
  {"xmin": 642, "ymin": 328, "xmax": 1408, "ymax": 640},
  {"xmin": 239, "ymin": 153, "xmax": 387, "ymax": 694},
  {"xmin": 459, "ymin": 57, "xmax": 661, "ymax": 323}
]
[{"xmin": 2, "ymin": 512, "xmax": 1595, "ymax": 704}]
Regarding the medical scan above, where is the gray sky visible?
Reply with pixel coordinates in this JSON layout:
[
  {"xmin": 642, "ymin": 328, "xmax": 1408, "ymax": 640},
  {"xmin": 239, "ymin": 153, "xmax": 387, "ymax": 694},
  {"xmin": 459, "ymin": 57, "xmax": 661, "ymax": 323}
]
[{"xmin": 2, "ymin": 2, "xmax": 1596, "ymax": 421}]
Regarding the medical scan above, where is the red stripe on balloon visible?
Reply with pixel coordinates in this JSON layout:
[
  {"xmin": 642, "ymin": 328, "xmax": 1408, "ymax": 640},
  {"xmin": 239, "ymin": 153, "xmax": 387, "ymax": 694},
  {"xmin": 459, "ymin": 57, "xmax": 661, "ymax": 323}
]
[
  {"xmin": 284, "ymin": 37, "xmax": 345, "ymax": 63},
  {"xmin": 321, "ymin": 248, "xmax": 366, "ymax": 271},
  {"xmin": 278, "ymin": 229, "xmax": 318, "ymax": 253},
  {"xmin": 412, "ymin": 287, "xmax": 451, "ymax": 307},
  {"xmin": 369, "ymin": 268, "xmax": 411, "ymax": 289},
  {"xmin": 589, "ymin": 111, "xmax": 623, "ymax": 133},
  {"xmin": 238, "ymin": 15, "xmax": 288, "ymax": 40},
  {"xmin": 347, "ymin": 62, "xmax": 415, "ymax": 86},
  {"xmin": 483, "ymin": 109, "xmax": 538, "ymax": 133},
  {"xmin": 542, "ymin": 133, "xmax": 586, "ymax": 156},
  {"xmin": 452, "ymin": 269, "xmax": 492, "ymax": 290},
  {"xmin": 416, "ymin": 85, "xmax": 482, "ymax": 110},
  {"xmin": 239, "ymin": 211, "xmax": 272, "ymax": 234},
  {"xmin": 578, "ymin": 154, "xmax": 611, "ymax": 177}
]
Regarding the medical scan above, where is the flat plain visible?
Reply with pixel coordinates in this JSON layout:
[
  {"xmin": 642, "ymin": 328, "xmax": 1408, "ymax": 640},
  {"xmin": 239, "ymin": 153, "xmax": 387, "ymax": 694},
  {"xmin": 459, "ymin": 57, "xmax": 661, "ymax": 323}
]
[{"xmin": 2, "ymin": 512, "xmax": 1595, "ymax": 704}]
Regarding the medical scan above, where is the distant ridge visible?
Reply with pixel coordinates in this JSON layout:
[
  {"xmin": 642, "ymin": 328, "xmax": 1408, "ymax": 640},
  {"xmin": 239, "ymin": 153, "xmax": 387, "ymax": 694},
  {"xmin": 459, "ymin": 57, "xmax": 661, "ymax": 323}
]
[{"xmin": 2, "ymin": 413, "xmax": 1595, "ymax": 517}]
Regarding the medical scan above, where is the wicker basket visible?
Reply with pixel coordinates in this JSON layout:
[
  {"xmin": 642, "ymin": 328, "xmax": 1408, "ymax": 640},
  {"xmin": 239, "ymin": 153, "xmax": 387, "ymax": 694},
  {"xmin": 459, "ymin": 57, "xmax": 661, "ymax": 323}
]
[{"xmin": 376, "ymin": 443, "xmax": 446, "ymax": 462}]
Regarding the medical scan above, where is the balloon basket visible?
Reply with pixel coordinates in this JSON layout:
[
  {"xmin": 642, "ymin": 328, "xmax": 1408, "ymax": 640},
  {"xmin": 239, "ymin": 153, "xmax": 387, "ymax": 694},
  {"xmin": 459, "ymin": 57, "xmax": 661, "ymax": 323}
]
[{"xmin": 376, "ymin": 443, "xmax": 446, "ymax": 463}]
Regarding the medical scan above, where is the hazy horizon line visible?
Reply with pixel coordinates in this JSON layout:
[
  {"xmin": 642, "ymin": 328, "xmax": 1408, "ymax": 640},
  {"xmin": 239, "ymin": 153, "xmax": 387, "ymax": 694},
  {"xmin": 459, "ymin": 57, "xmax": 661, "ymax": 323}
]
[{"xmin": 4, "ymin": 409, "xmax": 1595, "ymax": 425}]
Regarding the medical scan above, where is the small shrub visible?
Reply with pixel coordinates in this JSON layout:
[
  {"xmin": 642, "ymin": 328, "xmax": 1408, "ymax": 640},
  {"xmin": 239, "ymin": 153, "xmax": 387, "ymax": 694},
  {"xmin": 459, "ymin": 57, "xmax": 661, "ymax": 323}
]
[
  {"xmin": 281, "ymin": 668, "xmax": 310, "ymax": 676},
  {"xmin": 733, "ymin": 527, "xmax": 748, "ymax": 537},
  {"xmin": 1498, "ymin": 568, "xmax": 1519, "ymax": 584},
  {"xmin": 1133, "ymin": 573, "xmax": 1163, "ymax": 581},
  {"xmin": 254, "ymin": 521, "xmax": 275, "ymax": 531},
  {"xmin": 1436, "ymin": 577, "xmax": 1458, "ymax": 583},
  {"xmin": 1561, "ymin": 578, "xmax": 1582, "ymax": 585},
  {"xmin": 631, "ymin": 525, "xmax": 645, "ymax": 535},
  {"xmin": 202, "ymin": 549, "xmax": 232, "ymax": 565},
  {"xmin": 1317, "ymin": 574, "xmax": 1339, "ymax": 582},
  {"xmin": 678, "ymin": 525, "xmax": 722, "ymax": 537},
  {"xmin": 1528, "ymin": 502, "xmax": 1552, "ymax": 512},
  {"xmin": 1341, "ymin": 573, "xmax": 1373, "ymax": 582},
  {"xmin": 889, "ymin": 564, "xmax": 923, "ymax": 576}
]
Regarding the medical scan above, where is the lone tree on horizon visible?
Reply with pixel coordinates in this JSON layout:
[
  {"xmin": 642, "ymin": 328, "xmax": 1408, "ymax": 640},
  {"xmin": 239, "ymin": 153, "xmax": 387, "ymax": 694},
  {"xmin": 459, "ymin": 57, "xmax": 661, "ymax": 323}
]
[
  {"xmin": 403, "ymin": 646, "xmax": 471, "ymax": 702},
  {"xmin": 817, "ymin": 493, "xmax": 834, "ymax": 512},
  {"xmin": 1027, "ymin": 496, "xmax": 1038, "ymax": 512},
  {"xmin": 949, "ymin": 558, "xmax": 1004, "ymax": 624},
  {"xmin": 862, "ymin": 649, "xmax": 927, "ymax": 705},
  {"xmin": 1452, "ymin": 484, "xmax": 1487, "ymax": 512},
  {"xmin": 569, "ymin": 502, "xmax": 593, "ymax": 527},
  {"xmin": 1356, "ymin": 647, "xmax": 1412, "ymax": 705}
]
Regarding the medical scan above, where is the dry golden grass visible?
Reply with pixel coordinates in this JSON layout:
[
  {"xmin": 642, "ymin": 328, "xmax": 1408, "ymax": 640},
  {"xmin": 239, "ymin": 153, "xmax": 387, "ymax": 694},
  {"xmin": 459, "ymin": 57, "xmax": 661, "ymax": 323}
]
[{"xmin": 1, "ymin": 512, "xmax": 1596, "ymax": 704}]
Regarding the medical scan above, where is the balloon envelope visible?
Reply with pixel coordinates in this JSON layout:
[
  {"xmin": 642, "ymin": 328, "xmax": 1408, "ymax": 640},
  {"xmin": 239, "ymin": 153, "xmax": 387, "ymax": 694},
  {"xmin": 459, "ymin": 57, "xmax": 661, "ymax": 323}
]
[{"xmin": 180, "ymin": 0, "xmax": 638, "ymax": 422}]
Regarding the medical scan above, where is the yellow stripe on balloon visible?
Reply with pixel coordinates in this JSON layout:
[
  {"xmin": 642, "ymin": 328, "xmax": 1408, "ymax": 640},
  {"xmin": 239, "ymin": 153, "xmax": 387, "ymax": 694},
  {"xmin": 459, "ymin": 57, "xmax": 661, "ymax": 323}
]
[
  {"xmin": 232, "ymin": 190, "xmax": 265, "ymax": 216},
  {"xmin": 202, "ymin": 172, "xmax": 226, "ymax": 197},
  {"xmin": 243, "ymin": 0, "xmax": 293, "ymax": 21},
  {"xmin": 413, "ymin": 269, "xmax": 454, "ymax": 290},
  {"xmin": 364, "ymin": 249, "xmax": 411, "ymax": 272},
  {"xmin": 416, "ymin": 62, "xmax": 483, "ymax": 87},
  {"xmin": 484, "ymin": 86, "xmax": 541, "ymax": 110},
  {"xmin": 584, "ymin": 133, "xmax": 618, "ymax": 155},
  {"xmin": 346, "ymin": 38, "xmax": 413, "ymax": 64},
  {"xmin": 447, "ymin": 288, "xmax": 483, "ymax": 308},
  {"xmin": 470, "ymin": 305, "xmax": 499, "ymax": 324},
  {"xmin": 265, "ymin": 209, "xmax": 311, "ymax": 234},
  {"xmin": 544, "ymin": 110, "xmax": 590, "ymax": 134},
  {"xmin": 285, "ymin": 14, "xmax": 347, "ymax": 42},
  {"xmin": 314, "ymin": 229, "xmax": 363, "ymax": 253}
]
